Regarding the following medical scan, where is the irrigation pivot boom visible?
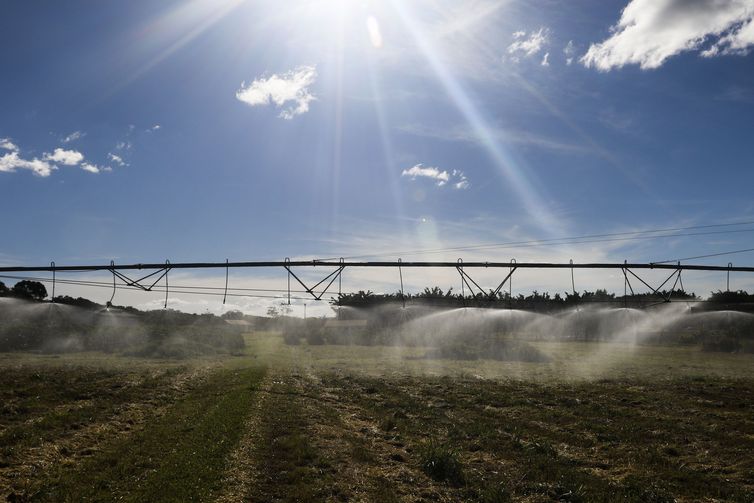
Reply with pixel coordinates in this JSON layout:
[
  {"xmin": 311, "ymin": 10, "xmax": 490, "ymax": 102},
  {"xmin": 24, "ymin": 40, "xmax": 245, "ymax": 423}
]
[{"xmin": 1, "ymin": 259, "xmax": 752, "ymax": 305}]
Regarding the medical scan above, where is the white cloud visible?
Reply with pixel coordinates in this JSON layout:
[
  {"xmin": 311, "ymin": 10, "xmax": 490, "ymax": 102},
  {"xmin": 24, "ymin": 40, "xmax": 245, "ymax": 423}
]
[
  {"xmin": 236, "ymin": 66, "xmax": 317, "ymax": 119},
  {"xmin": 541, "ymin": 52, "xmax": 550, "ymax": 66},
  {"xmin": 108, "ymin": 153, "xmax": 126, "ymax": 166},
  {"xmin": 582, "ymin": 0, "xmax": 754, "ymax": 71},
  {"xmin": 44, "ymin": 148, "xmax": 84, "ymax": 166},
  {"xmin": 564, "ymin": 40, "xmax": 576, "ymax": 65},
  {"xmin": 147, "ymin": 124, "xmax": 161, "ymax": 132},
  {"xmin": 80, "ymin": 163, "xmax": 101, "ymax": 174},
  {"xmin": 1, "ymin": 138, "xmax": 20, "ymax": 152},
  {"xmin": 402, "ymin": 164, "xmax": 469, "ymax": 189},
  {"xmin": 507, "ymin": 28, "xmax": 549, "ymax": 61},
  {"xmin": 0, "ymin": 151, "xmax": 56, "ymax": 177},
  {"xmin": 402, "ymin": 164, "xmax": 450, "ymax": 186},
  {"xmin": 0, "ymin": 139, "xmax": 112, "ymax": 177},
  {"xmin": 115, "ymin": 141, "xmax": 132, "ymax": 151},
  {"xmin": 61, "ymin": 131, "xmax": 85, "ymax": 143}
]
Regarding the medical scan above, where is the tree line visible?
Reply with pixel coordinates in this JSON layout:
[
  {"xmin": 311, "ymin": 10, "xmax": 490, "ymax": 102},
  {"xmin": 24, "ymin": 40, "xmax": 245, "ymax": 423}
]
[{"xmin": 331, "ymin": 287, "xmax": 754, "ymax": 312}]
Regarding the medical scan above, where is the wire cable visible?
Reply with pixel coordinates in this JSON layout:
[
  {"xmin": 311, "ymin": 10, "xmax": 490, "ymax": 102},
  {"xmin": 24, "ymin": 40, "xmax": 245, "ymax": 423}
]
[
  {"xmin": 651, "ymin": 247, "xmax": 754, "ymax": 265},
  {"xmin": 315, "ymin": 221, "xmax": 754, "ymax": 260}
]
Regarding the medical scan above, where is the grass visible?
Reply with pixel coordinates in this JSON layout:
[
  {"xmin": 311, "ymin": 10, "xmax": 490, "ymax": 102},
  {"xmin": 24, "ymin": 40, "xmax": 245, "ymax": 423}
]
[
  {"xmin": 247, "ymin": 377, "xmax": 338, "ymax": 502},
  {"xmin": 0, "ymin": 364, "xmax": 186, "ymax": 460},
  {"xmin": 1, "ymin": 332, "xmax": 754, "ymax": 502},
  {"xmin": 419, "ymin": 440, "xmax": 465, "ymax": 486},
  {"xmin": 322, "ymin": 372, "xmax": 754, "ymax": 501},
  {"xmin": 28, "ymin": 366, "xmax": 266, "ymax": 502}
]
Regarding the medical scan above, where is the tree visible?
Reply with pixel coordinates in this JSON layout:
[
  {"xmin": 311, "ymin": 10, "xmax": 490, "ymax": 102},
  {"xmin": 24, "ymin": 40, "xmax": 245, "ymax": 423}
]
[
  {"xmin": 266, "ymin": 306, "xmax": 280, "ymax": 318},
  {"xmin": 12, "ymin": 280, "xmax": 47, "ymax": 301},
  {"xmin": 0, "ymin": 281, "xmax": 8, "ymax": 296},
  {"xmin": 222, "ymin": 310, "xmax": 245, "ymax": 320}
]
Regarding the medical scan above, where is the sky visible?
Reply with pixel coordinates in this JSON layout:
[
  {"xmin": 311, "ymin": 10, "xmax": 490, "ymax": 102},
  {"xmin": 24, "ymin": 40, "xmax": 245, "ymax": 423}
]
[{"xmin": 2, "ymin": 0, "xmax": 754, "ymax": 316}]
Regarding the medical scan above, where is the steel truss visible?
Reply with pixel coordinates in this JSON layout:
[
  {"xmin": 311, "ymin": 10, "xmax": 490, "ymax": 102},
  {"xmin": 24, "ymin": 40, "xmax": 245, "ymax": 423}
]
[{"xmin": 2, "ymin": 259, "xmax": 752, "ymax": 306}]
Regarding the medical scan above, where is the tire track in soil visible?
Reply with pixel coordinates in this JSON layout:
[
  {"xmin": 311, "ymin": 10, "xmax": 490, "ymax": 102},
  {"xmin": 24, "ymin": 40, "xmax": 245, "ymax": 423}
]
[{"xmin": 214, "ymin": 370, "xmax": 275, "ymax": 503}]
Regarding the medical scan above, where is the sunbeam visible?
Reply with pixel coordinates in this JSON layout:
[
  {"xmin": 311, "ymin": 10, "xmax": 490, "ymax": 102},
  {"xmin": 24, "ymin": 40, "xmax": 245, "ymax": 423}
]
[{"xmin": 388, "ymin": 0, "xmax": 562, "ymax": 236}]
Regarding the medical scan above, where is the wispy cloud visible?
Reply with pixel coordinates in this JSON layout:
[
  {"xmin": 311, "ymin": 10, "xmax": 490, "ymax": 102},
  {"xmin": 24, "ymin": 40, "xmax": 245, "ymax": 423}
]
[
  {"xmin": 507, "ymin": 28, "xmax": 550, "ymax": 62},
  {"xmin": 61, "ymin": 131, "xmax": 85, "ymax": 144},
  {"xmin": 452, "ymin": 169, "xmax": 470, "ymax": 190},
  {"xmin": 401, "ymin": 164, "xmax": 469, "ymax": 190},
  {"xmin": 563, "ymin": 40, "xmax": 576, "ymax": 65},
  {"xmin": 716, "ymin": 85, "xmax": 754, "ymax": 103},
  {"xmin": 400, "ymin": 123, "xmax": 594, "ymax": 155},
  {"xmin": 541, "ymin": 52, "xmax": 550, "ymax": 66},
  {"xmin": 582, "ymin": 0, "xmax": 754, "ymax": 71},
  {"xmin": 236, "ymin": 66, "xmax": 317, "ymax": 119},
  {"xmin": 108, "ymin": 153, "xmax": 127, "ymax": 166}
]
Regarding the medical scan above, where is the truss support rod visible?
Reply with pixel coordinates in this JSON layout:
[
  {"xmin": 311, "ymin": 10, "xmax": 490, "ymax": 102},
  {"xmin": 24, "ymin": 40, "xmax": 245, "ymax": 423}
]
[
  {"xmin": 283, "ymin": 265, "xmax": 345, "ymax": 301},
  {"xmin": 490, "ymin": 267, "xmax": 517, "ymax": 300},
  {"xmin": 456, "ymin": 266, "xmax": 486, "ymax": 298},
  {"xmin": 625, "ymin": 267, "xmax": 681, "ymax": 302}
]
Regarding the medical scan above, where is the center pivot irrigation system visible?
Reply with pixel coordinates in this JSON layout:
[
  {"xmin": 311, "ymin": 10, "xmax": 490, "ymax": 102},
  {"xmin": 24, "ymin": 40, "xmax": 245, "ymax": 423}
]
[{"xmin": 1, "ymin": 259, "xmax": 753, "ymax": 309}]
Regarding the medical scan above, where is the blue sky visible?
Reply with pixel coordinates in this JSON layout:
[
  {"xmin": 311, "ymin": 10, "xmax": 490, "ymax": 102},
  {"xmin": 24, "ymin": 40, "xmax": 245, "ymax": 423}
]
[{"xmin": 2, "ymin": 0, "xmax": 754, "ymax": 314}]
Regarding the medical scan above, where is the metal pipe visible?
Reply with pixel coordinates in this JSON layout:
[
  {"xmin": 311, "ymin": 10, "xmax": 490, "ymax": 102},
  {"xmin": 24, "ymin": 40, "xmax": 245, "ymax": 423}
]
[{"xmin": 2, "ymin": 260, "xmax": 754, "ymax": 273}]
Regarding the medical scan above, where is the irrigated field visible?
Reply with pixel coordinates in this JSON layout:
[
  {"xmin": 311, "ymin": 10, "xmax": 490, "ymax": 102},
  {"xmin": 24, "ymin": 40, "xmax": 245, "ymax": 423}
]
[{"xmin": 1, "ymin": 333, "xmax": 753, "ymax": 502}]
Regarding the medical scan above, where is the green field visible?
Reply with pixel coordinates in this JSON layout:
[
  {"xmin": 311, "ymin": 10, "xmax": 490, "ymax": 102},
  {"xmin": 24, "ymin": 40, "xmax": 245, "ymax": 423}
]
[{"xmin": 1, "ymin": 333, "xmax": 753, "ymax": 502}]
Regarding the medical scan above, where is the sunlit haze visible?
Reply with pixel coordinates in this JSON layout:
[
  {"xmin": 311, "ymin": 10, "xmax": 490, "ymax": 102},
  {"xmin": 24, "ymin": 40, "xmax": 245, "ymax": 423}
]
[{"xmin": 2, "ymin": 0, "xmax": 754, "ymax": 315}]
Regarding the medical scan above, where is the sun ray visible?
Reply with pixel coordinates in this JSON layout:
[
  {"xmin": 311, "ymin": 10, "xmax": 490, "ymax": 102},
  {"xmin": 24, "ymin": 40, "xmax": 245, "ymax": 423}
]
[{"xmin": 388, "ymin": 0, "xmax": 562, "ymax": 237}]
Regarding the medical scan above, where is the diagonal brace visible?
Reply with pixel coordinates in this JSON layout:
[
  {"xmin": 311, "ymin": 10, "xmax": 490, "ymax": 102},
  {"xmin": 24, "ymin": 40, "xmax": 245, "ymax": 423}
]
[
  {"xmin": 109, "ymin": 266, "xmax": 170, "ymax": 292},
  {"xmin": 456, "ymin": 265, "xmax": 517, "ymax": 301},
  {"xmin": 285, "ymin": 265, "xmax": 345, "ymax": 301},
  {"xmin": 625, "ymin": 267, "xmax": 682, "ymax": 303}
]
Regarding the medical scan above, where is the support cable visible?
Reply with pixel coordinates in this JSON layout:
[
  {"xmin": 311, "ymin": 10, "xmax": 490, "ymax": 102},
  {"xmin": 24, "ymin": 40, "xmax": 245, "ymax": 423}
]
[
  {"xmin": 339, "ymin": 258, "xmax": 344, "ymax": 298},
  {"xmin": 316, "ymin": 222, "xmax": 754, "ymax": 261},
  {"xmin": 398, "ymin": 258, "xmax": 405, "ymax": 308},
  {"xmin": 651, "ymin": 247, "xmax": 754, "ymax": 265},
  {"xmin": 108, "ymin": 260, "xmax": 117, "ymax": 306},
  {"xmin": 286, "ymin": 257, "xmax": 291, "ymax": 305},
  {"xmin": 223, "ymin": 259, "xmax": 229, "ymax": 305},
  {"xmin": 50, "ymin": 261, "xmax": 55, "ymax": 302},
  {"xmin": 509, "ymin": 259, "xmax": 516, "ymax": 310},
  {"xmin": 570, "ymin": 259, "xmax": 579, "ymax": 312},
  {"xmin": 728, "ymin": 262, "xmax": 733, "ymax": 291},
  {"xmin": 457, "ymin": 259, "xmax": 466, "ymax": 305},
  {"xmin": 164, "ymin": 260, "xmax": 170, "ymax": 309}
]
